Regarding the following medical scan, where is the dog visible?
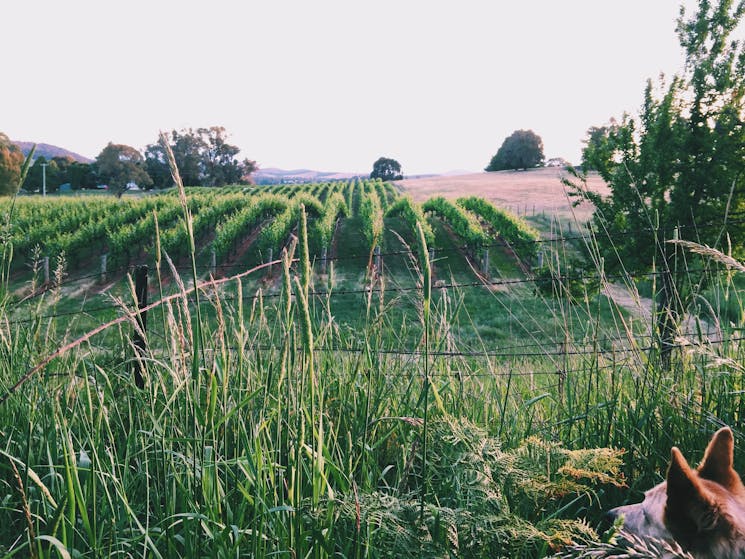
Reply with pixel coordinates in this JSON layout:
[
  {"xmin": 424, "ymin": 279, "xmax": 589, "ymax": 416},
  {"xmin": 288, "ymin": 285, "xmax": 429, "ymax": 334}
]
[{"xmin": 606, "ymin": 427, "xmax": 745, "ymax": 558}]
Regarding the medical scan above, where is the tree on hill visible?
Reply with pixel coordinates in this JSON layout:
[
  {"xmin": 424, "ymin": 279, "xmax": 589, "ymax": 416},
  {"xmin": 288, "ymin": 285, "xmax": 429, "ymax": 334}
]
[
  {"xmin": 567, "ymin": 0, "xmax": 745, "ymax": 367},
  {"xmin": 94, "ymin": 143, "xmax": 153, "ymax": 197},
  {"xmin": 145, "ymin": 126, "xmax": 256, "ymax": 188},
  {"xmin": 370, "ymin": 157, "xmax": 403, "ymax": 181},
  {"xmin": 0, "ymin": 133, "xmax": 25, "ymax": 196},
  {"xmin": 485, "ymin": 130, "xmax": 544, "ymax": 171}
]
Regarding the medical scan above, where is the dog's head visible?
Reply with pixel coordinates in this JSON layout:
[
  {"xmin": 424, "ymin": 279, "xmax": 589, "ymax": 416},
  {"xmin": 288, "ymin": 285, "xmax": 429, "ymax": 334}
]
[{"xmin": 607, "ymin": 427, "xmax": 745, "ymax": 557}]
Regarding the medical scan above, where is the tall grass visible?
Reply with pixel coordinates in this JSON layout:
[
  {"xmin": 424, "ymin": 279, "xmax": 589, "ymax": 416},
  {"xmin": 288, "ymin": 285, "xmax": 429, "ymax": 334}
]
[{"xmin": 2, "ymin": 187, "xmax": 745, "ymax": 558}]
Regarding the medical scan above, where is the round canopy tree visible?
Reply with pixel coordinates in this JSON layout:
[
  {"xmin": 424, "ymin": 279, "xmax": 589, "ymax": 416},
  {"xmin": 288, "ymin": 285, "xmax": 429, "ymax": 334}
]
[
  {"xmin": 485, "ymin": 130, "xmax": 544, "ymax": 171},
  {"xmin": 0, "ymin": 133, "xmax": 25, "ymax": 196},
  {"xmin": 95, "ymin": 143, "xmax": 153, "ymax": 197},
  {"xmin": 370, "ymin": 157, "xmax": 403, "ymax": 181}
]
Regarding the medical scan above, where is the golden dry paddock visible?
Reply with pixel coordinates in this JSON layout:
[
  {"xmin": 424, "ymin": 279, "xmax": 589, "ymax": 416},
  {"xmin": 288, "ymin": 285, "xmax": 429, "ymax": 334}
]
[{"xmin": 399, "ymin": 167, "xmax": 609, "ymax": 221}]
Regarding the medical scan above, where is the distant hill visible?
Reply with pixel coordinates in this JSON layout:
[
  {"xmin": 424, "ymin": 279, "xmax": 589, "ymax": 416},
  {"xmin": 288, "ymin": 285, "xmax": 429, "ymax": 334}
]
[
  {"xmin": 13, "ymin": 141, "xmax": 93, "ymax": 164},
  {"xmin": 254, "ymin": 167, "xmax": 364, "ymax": 185},
  {"xmin": 252, "ymin": 167, "xmax": 459, "ymax": 184}
]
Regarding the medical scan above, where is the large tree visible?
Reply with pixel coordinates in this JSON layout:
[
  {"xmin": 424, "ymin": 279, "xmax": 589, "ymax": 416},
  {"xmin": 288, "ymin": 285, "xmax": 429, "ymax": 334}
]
[
  {"xmin": 94, "ymin": 143, "xmax": 153, "ymax": 197},
  {"xmin": 370, "ymin": 157, "xmax": 403, "ymax": 181},
  {"xmin": 580, "ymin": 121, "xmax": 619, "ymax": 173},
  {"xmin": 145, "ymin": 126, "xmax": 256, "ymax": 188},
  {"xmin": 65, "ymin": 160, "xmax": 97, "ymax": 189},
  {"xmin": 485, "ymin": 129, "xmax": 544, "ymax": 171},
  {"xmin": 201, "ymin": 126, "xmax": 257, "ymax": 186},
  {"xmin": 568, "ymin": 0, "xmax": 745, "ymax": 365},
  {"xmin": 0, "ymin": 133, "xmax": 25, "ymax": 196}
]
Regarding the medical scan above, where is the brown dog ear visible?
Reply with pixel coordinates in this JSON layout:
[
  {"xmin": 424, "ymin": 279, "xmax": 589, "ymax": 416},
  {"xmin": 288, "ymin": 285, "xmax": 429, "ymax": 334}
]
[
  {"xmin": 698, "ymin": 427, "xmax": 743, "ymax": 491},
  {"xmin": 667, "ymin": 447, "xmax": 721, "ymax": 533}
]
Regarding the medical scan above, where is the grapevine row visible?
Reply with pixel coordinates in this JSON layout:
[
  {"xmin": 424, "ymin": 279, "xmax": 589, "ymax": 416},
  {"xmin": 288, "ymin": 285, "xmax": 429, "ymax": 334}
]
[
  {"xmin": 385, "ymin": 197, "xmax": 434, "ymax": 246},
  {"xmin": 457, "ymin": 196, "xmax": 540, "ymax": 259},
  {"xmin": 421, "ymin": 196, "xmax": 489, "ymax": 251}
]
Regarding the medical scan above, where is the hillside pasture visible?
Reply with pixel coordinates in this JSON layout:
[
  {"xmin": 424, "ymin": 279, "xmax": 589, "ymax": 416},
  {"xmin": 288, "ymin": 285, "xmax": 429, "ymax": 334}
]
[{"xmin": 400, "ymin": 167, "xmax": 609, "ymax": 220}]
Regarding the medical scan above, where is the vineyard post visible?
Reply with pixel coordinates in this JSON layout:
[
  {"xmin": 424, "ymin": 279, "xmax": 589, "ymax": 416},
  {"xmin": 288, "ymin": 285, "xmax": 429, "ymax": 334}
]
[
  {"xmin": 210, "ymin": 248, "xmax": 216, "ymax": 276},
  {"xmin": 267, "ymin": 248, "xmax": 273, "ymax": 276},
  {"xmin": 374, "ymin": 245, "xmax": 381, "ymax": 274},
  {"xmin": 100, "ymin": 254, "xmax": 108, "ymax": 284},
  {"xmin": 321, "ymin": 246, "xmax": 327, "ymax": 275},
  {"xmin": 43, "ymin": 256, "xmax": 49, "ymax": 285},
  {"xmin": 131, "ymin": 265, "xmax": 148, "ymax": 389},
  {"xmin": 538, "ymin": 249, "xmax": 544, "ymax": 268},
  {"xmin": 482, "ymin": 248, "xmax": 489, "ymax": 279}
]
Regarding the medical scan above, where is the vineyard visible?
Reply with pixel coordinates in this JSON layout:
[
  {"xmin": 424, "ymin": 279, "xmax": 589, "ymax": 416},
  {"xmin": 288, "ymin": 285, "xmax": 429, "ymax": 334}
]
[
  {"xmin": 3, "ymin": 180, "xmax": 539, "ymax": 270},
  {"xmin": 2, "ymin": 178, "xmax": 743, "ymax": 558},
  {"xmin": 2, "ymin": 179, "xmax": 549, "ymax": 344}
]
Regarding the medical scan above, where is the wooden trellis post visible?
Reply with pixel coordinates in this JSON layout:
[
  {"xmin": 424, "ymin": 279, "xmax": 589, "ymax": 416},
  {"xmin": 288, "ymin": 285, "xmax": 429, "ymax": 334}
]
[
  {"xmin": 131, "ymin": 265, "xmax": 148, "ymax": 389},
  {"xmin": 100, "ymin": 253, "xmax": 108, "ymax": 284}
]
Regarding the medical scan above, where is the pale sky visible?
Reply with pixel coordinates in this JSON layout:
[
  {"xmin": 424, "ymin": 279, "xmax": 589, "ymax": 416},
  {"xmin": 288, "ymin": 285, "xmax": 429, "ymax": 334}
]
[{"xmin": 2, "ymin": 1, "xmax": 707, "ymax": 175}]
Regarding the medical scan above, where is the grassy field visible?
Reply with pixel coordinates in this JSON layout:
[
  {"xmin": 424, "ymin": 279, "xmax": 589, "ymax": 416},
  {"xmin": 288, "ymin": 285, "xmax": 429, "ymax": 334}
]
[
  {"xmin": 1, "ymin": 173, "xmax": 743, "ymax": 558},
  {"xmin": 400, "ymin": 167, "xmax": 609, "ymax": 221}
]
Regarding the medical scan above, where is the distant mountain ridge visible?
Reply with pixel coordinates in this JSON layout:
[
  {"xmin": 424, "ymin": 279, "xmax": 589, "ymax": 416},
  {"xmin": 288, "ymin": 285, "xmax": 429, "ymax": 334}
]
[
  {"xmin": 253, "ymin": 167, "xmax": 448, "ymax": 184},
  {"xmin": 254, "ymin": 167, "xmax": 364, "ymax": 185},
  {"xmin": 13, "ymin": 141, "xmax": 93, "ymax": 164}
]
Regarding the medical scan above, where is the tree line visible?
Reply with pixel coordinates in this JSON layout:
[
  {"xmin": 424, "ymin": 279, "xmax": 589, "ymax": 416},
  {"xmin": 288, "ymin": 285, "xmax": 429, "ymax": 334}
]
[
  {"xmin": 1, "ymin": 127, "xmax": 552, "ymax": 197},
  {"xmin": 0, "ymin": 126, "xmax": 257, "ymax": 196}
]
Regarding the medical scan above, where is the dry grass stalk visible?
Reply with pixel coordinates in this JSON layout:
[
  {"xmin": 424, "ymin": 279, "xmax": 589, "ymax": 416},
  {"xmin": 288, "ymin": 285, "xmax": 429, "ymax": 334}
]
[{"xmin": 669, "ymin": 239, "xmax": 745, "ymax": 273}]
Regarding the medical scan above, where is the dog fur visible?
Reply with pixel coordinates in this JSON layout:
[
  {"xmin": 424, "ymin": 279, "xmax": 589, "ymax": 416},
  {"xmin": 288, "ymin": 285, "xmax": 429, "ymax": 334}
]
[{"xmin": 607, "ymin": 427, "xmax": 745, "ymax": 558}]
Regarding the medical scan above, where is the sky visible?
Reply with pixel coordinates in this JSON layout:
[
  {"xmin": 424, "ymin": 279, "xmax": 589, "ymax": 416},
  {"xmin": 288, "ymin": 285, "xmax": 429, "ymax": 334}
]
[{"xmin": 2, "ymin": 0, "xmax": 708, "ymax": 175}]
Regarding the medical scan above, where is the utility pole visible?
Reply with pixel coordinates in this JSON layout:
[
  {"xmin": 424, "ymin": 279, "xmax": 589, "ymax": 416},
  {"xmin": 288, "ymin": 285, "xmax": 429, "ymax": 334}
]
[{"xmin": 41, "ymin": 163, "xmax": 48, "ymax": 197}]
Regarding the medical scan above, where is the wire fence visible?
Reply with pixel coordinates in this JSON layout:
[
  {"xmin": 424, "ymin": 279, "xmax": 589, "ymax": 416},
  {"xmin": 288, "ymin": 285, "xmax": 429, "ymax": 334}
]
[
  {"xmin": 5, "ymin": 213, "xmax": 742, "ymax": 370},
  {"xmin": 3, "ymin": 210, "xmax": 745, "ymax": 405},
  {"xmin": 11, "ymin": 211, "xmax": 745, "ymax": 288},
  {"xmin": 6, "ymin": 260, "xmax": 730, "ymax": 326}
]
